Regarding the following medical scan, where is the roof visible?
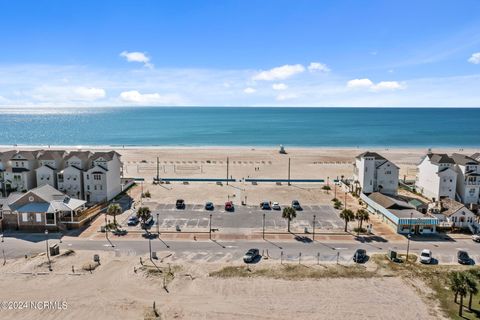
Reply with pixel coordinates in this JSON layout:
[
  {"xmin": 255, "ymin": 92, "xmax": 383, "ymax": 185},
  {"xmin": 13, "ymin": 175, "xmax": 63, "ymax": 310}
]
[
  {"xmin": 368, "ymin": 192, "xmax": 415, "ymax": 210},
  {"xmin": 472, "ymin": 153, "xmax": 480, "ymax": 160},
  {"xmin": 356, "ymin": 151, "xmax": 386, "ymax": 161},
  {"xmin": 451, "ymin": 153, "xmax": 479, "ymax": 166},
  {"xmin": 0, "ymin": 150, "xmax": 17, "ymax": 163},
  {"xmin": 64, "ymin": 151, "xmax": 92, "ymax": 162},
  {"xmin": 37, "ymin": 150, "xmax": 66, "ymax": 161},
  {"xmin": 90, "ymin": 151, "xmax": 120, "ymax": 162},
  {"xmin": 389, "ymin": 208, "xmax": 425, "ymax": 219},
  {"xmin": 29, "ymin": 184, "xmax": 66, "ymax": 202},
  {"xmin": 10, "ymin": 150, "xmax": 40, "ymax": 161},
  {"xmin": 429, "ymin": 198, "xmax": 471, "ymax": 217},
  {"xmin": 427, "ymin": 153, "xmax": 455, "ymax": 165}
]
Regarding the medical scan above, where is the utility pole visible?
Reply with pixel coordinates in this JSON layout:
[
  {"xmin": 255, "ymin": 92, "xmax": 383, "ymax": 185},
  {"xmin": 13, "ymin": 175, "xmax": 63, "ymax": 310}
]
[
  {"xmin": 209, "ymin": 214, "xmax": 212, "ymax": 240},
  {"xmin": 312, "ymin": 214, "xmax": 316, "ymax": 241},
  {"xmin": 334, "ymin": 183, "xmax": 337, "ymax": 199},
  {"xmin": 344, "ymin": 192, "xmax": 347, "ymax": 209},
  {"xmin": 226, "ymin": 157, "xmax": 229, "ymax": 185},
  {"xmin": 156, "ymin": 157, "xmax": 160, "ymax": 182},
  {"xmin": 406, "ymin": 212, "xmax": 413, "ymax": 263},
  {"xmin": 45, "ymin": 230, "xmax": 51, "ymax": 271},
  {"xmin": 262, "ymin": 213, "xmax": 265, "ymax": 239},
  {"xmin": 288, "ymin": 158, "xmax": 291, "ymax": 186}
]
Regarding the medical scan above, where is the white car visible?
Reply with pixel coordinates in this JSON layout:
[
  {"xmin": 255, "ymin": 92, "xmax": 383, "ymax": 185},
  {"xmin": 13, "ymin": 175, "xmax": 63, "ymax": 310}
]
[
  {"xmin": 272, "ymin": 202, "xmax": 281, "ymax": 210},
  {"xmin": 472, "ymin": 234, "xmax": 480, "ymax": 242},
  {"xmin": 419, "ymin": 249, "xmax": 432, "ymax": 264}
]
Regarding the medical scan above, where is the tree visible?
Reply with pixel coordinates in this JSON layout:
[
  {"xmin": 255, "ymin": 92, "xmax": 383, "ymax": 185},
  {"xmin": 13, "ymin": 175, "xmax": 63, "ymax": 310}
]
[
  {"xmin": 137, "ymin": 206, "xmax": 152, "ymax": 231},
  {"xmin": 465, "ymin": 273, "xmax": 478, "ymax": 311},
  {"xmin": 339, "ymin": 209, "xmax": 355, "ymax": 232},
  {"xmin": 449, "ymin": 271, "xmax": 468, "ymax": 317},
  {"xmin": 106, "ymin": 203, "xmax": 122, "ymax": 226},
  {"xmin": 282, "ymin": 207, "xmax": 297, "ymax": 232},
  {"xmin": 355, "ymin": 209, "xmax": 370, "ymax": 232}
]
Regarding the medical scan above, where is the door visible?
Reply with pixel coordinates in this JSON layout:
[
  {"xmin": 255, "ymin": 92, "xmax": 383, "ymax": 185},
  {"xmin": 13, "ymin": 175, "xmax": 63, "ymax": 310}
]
[{"xmin": 414, "ymin": 225, "xmax": 420, "ymax": 235}]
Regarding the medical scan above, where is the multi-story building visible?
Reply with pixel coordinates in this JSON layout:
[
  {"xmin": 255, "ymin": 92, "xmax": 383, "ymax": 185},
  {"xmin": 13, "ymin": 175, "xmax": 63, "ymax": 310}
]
[
  {"xmin": 2, "ymin": 150, "xmax": 41, "ymax": 193},
  {"xmin": 415, "ymin": 153, "xmax": 457, "ymax": 201},
  {"xmin": 57, "ymin": 151, "xmax": 92, "ymax": 200},
  {"xmin": 450, "ymin": 153, "xmax": 480, "ymax": 205},
  {"xmin": 83, "ymin": 151, "xmax": 122, "ymax": 203},
  {"xmin": 0, "ymin": 150, "xmax": 16, "ymax": 197},
  {"xmin": 353, "ymin": 151, "xmax": 399, "ymax": 195},
  {"xmin": 35, "ymin": 150, "xmax": 66, "ymax": 188}
]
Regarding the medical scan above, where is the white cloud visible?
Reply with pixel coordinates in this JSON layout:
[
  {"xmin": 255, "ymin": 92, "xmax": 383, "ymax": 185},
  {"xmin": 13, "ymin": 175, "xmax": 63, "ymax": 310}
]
[
  {"xmin": 276, "ymin": 93, "xmax": 298, "ymax": 101},
  {"xmin": 347, "ymin": 78, "xmax": 374, "ymax": 89},
  {"xmin": 308, "ymin": 62, "xmax": 330, "ymax": 73},
  {"xmin": 243, "ymin": 87, "xmax": 256, "ymax": 94},
  {"xmin": 31, "ymin": 86, "xmax": 106, "ymax": 101},
  {"xmin": 119, "ymin": 90, "xmax": 181, "ymax": 105},
  {"xmin": 272, "ymin": 83, "xmax": 288, "ymax": 91},
  {"xmin": 120, "ymin": 51, "xmax": 153, "ymax": 68},
  {"xmin": 252, "ymin": 64, "xmax": 305, "ymax": 81},
  {"xmin": 373, "ymin": 81, "xmax": 404, "ymax": 91},
  {"xmin": 468, "ymin": 52, "xmax": 480, "ymax": 64},
  {"xmin": 347, "ymin": 78, "xmax": 404, "ymax": 91}
]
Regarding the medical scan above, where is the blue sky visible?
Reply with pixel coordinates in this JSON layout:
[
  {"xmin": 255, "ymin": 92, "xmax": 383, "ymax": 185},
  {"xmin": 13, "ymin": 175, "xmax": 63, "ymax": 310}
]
[{"xmin": 1, "ymin": 0, "xmax": 480, "ymax": 107}]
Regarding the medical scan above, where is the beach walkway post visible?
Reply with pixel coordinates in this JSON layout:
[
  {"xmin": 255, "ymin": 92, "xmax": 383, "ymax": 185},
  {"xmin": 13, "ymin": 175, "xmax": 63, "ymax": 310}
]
[{"xmin": 288, "ymin": 158, "xmax": 291, "ymax": 186}]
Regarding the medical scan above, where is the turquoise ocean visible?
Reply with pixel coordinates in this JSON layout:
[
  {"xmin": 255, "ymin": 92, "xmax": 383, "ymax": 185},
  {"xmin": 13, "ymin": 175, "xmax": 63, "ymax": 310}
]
[{"xmin": 0, "ymin": 107, "xmax": 479, "ymax": 147}]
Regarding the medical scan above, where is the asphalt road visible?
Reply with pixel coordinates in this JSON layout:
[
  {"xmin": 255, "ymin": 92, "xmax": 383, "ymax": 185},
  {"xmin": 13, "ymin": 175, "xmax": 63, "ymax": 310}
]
[{"xmin": 2, "ymin": 233, "xmax": 480, "ymax": 266}]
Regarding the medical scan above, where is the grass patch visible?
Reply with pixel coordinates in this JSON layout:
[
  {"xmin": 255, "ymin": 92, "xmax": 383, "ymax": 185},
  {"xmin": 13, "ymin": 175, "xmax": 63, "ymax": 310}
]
[{"xmin": 210, "ymin": 263, "xmax": 378, "ymax": 280}]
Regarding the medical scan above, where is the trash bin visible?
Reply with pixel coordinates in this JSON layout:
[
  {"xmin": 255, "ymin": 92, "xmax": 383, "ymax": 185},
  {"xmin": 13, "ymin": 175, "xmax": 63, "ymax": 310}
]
[{"xmin": 49, "ymin": 244, "xmax": 60, "ymax": 256}]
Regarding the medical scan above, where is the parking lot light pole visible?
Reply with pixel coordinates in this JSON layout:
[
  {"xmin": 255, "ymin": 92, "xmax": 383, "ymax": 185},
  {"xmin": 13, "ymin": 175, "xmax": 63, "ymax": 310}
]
[
  {"xmin": 262, "ymin": 213, "xmax": 265, "ymax": 239},
  {"xmin": 45, "ymin": 230, "xmax": 51, "ymax": 271},
  {"xmin": 149, "ymin": 237, "xmax": 152, "ymax": 260},
  {"xmin": 312, "ymin": 215, "xmax": 316, "ymax": 241},
  {"xmin": 209, "ymin": 214, "xmax": 212, "ymax": 240},
  {"xmin": 156, "ymin": 213, "xmax": 160, "ymax": 235}
]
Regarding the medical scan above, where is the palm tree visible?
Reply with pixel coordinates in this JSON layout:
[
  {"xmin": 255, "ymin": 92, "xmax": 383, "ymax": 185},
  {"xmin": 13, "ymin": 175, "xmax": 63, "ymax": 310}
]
[
  {"xmin": 449, "ymin": 271, "xmax": 468, "ymax": 317},
  {"xmin": 137, "ymin": 206, "xmax": 152, "ymax": 231},
  {"xmin": 339, "ymin": 209, "xmax": 355, "ymax": 232},
  {"xmin": 106, "ymin": 203, "xmax": 122, "ymax": 226},
  {"xmin": 282, "ymin": 207, "xmax": 296, "ymax": 233},
  {"xmin": 355, "ymin": 209, "xmax": 370, "ymax": 233},
  {"xmin": 465, "ymin": 273, "xmax": 478, "ymax": 311}
]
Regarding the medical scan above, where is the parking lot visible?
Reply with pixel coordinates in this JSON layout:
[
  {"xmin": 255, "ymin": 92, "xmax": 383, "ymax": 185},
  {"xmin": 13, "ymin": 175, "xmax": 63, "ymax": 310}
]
[{"xmin": 122, "ymin": 201, "xmax": 345, "ymax": 232}]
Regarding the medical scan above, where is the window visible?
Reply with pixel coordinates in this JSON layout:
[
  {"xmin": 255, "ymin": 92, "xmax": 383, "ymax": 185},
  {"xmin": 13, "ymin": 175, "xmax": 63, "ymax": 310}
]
[
  {"xmin": 86, "ymin": 174, "xmax": 89, "ymax": 180},
  {"xmin": 36, "ymin": 213, "xmax": 41, "ymax": 222},
  {"xmin": 58, "ymin": 174, "xmax": 64, "ymax": 183},
  {"xmin": 94, "ymin": 185, "xmax": 97, "ymax": 190},
  {"xmin": 93, "ymin": 174, "xmax": 101, "ymax": 180},
  {"xmin": 87, "ymin": 185, "xmax": 90, "ymax": 190},
  {"xmin": 22, "ymin": 213, "xmax": 28, "ymax": 222},
  {"xmin": 385, "ymin": 171, "xmax": 392, "ymax": 174}
]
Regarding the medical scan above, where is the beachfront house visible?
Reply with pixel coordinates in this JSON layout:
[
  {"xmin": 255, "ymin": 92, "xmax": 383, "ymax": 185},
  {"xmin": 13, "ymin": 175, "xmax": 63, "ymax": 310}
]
[
  {"xmin": 427, "ymin": 198, "xmax": 478, "ymax": 232},
  {"xmin": 2, "ymin": 150, "xmax": 41, "ymax": 193},
  {"xmin": 353, "ymin": 152, "xmax": 399, "ymax": 195},
  {"xmin": 361, "ymin": 192, "xmax": 438, "ymax": 235},
  {"xmin": 415, "ymin": 153, "xmax": 457, "ymax": 201},
  {"xmin": 83, "ymin": 151, "xmax": 122, "ymax": 203},
  {"xmin": 451, "ymin": 153, "xmax": 480, "ymax": 205},
  {"xmin": 35, "ymin": 150, "xmax": 66, "ymax": 189},
  {"xmin": 0, "ymin": 184, "xmax": 86, "ymax": 231},
  {"xmin": 0, "ymin": 150, "xmax": 16, "ymax": 197},
  {"xmin": 57, "ymin": 151, "xmax": 92, "ymax": 200}
]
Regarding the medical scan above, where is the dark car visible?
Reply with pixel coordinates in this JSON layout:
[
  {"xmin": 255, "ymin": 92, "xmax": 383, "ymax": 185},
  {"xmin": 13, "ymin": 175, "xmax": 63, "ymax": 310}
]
[
  {"xmin": 292, "ymin": 200, "xmax": 302, "ymax": 210},
  {"xmin": 353, "ymin": 249, "xmax": 367, "ymax": 263},
  {"xmin": 176, "ymin": 199, "xmax": 185, "ymax": 209},
  {"xmin": 127, "ymin": 216, "xmax": 139, "ymax": 226},
  {"xmin": 260, "ymin": 201, "xmax": 271, "ymax": 210},
  {"xmin": 457, "ymin": 250, "xmax": 472, "ymax": 265},
  {"xmin": 225, "ymin": 201, "xmax": 234, "ymax": 211},
  {"xmin": 205, "ymin": 202, "xmax": 214, "ymax": 210},
  {"xmin": 243, "ymin": 248, "xmax": 260, "ymax": 263},
  {"xmin": 141, "ymin": 216, "xmax": 154, "ymax": 229}
]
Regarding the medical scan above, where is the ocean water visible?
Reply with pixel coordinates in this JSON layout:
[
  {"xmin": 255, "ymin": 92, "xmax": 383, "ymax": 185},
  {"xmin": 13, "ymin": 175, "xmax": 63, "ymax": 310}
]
[{"xmin": 0, "ymin": 107, "xmax": 479, "ymax": 147}]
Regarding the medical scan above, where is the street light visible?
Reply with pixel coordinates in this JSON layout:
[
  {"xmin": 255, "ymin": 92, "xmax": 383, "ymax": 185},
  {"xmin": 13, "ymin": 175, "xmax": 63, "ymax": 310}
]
[
  {"xmin": 156, "ymin": 213, "xmax": 160, "ymax": 235},
  {"xmin": 312, "ymin": 214, "xmax": 316, "ymax": 241},
  {"xmin": 45, "ymin": 229, "xmax": 51, "ymax": 271},
  {"xmin": 209, "ymin": 214, "xmax": 212, "ymax": 240},
  {"xmin": 406, "ymin": 212, "xmax": 413, "ymax": 263},
  {"xmin": 262, "ymin": 213, "xmax": 265, "ymax": 240}
]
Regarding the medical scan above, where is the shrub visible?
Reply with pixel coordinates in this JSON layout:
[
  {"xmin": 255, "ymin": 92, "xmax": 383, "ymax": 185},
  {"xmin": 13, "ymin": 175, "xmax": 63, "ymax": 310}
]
[{"xmin": 322, "ymin": 185, "xmax": 331, "ymax": 191}]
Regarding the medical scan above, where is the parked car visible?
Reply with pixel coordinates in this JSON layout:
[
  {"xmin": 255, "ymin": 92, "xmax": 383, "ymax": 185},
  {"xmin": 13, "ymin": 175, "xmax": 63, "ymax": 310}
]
[
  {"xmin": 205, "ymin": 202, "xmax": 214, "ymax": 211},
  {"xmin": 141, "ymin": 216, "xmax": 154, "ymax": 229},
  {"xmin": 176, "ymin": 199, "xmax": 185, "ymax": 209},
  {"xmin": 127, "ymin": 216, "xmax": 139, "ymax": 226},
  {"xmin": 292, "ymin": 200, "xmax": 302, "ymax": 210},
  {"xmin": 225, "ymin": 201, "xmax": 234, "ymax": 211},
  {"xmin": 243, "ymin": 248, "xmax": 260, "ymax": 263},
  {"xmin": 260, "ymin": 201, "xmax": 271, "ymax": 210},
  {"xmin": 457, "ymin": 250, "xmax": 472, "ymax": 265},
  {"xmin": 112, "ymin": 228, "xmax": 128, "ymax": 236},
  {"xmin": 272, "ymin": 202, "xmax": 281, "ymax": 210},
  {"xmin": 472, "ymin": 234, "xmax": 480, "ymax": 242},
  {"xmin": 353, "ymin": 249, "xmax": 367, "ymax": 263},
  {"xmin": 419, "ymin": 249, "xmax": 432, "ymax": 264}
]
